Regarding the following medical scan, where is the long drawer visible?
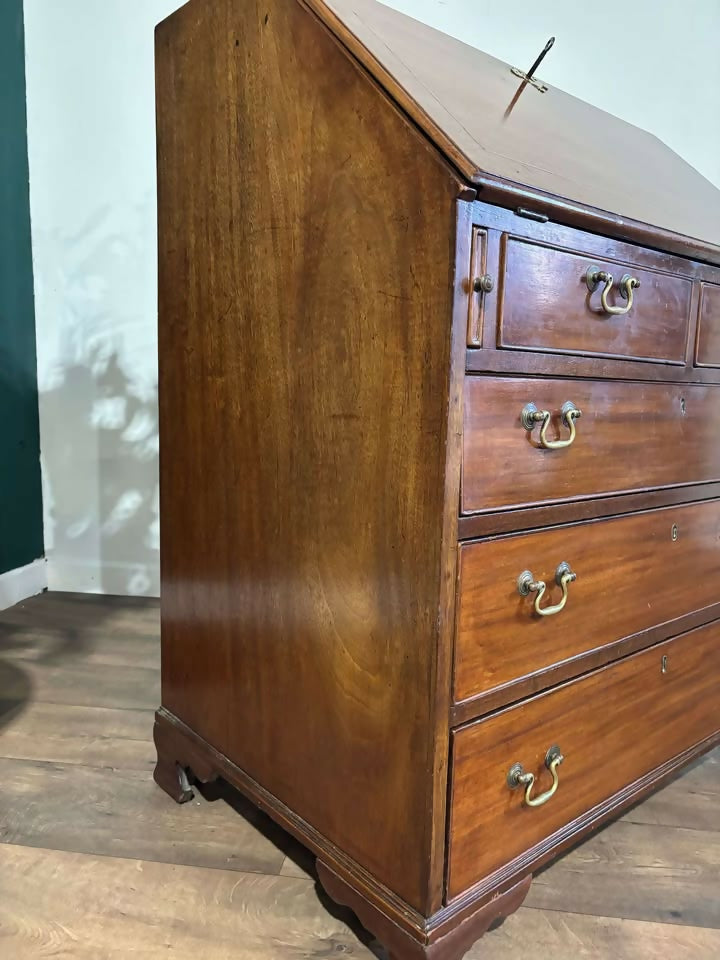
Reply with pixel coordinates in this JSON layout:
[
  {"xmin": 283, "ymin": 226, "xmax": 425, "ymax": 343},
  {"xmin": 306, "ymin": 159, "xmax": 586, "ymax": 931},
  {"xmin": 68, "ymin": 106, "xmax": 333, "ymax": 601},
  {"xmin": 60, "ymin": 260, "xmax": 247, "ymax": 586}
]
[
  {"xmin": 454, "ymin": 500, "xmax": 720, "ymax": 703},
  {"xmin": 447, "ymin": 622, "xmax": 720, "ymax": 900},
  {"xmin": 498, "ymin": 236, "xmax": 692, "ymax": 362},
  {"xmin": 462, "ymin": 377, "xmax": 720, "ymax": 514}
]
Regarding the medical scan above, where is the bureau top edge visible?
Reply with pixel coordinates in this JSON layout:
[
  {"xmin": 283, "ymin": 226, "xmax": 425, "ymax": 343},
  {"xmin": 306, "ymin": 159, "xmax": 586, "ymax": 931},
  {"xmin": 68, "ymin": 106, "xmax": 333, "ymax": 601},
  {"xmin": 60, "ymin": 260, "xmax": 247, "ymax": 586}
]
[
  {"xmin": 296, "ymin": 0, "xmax": 720, "ymax": 264},
  {"xmin": 464, "ymin": 198, "xmax": 720, "ymax": 281}
]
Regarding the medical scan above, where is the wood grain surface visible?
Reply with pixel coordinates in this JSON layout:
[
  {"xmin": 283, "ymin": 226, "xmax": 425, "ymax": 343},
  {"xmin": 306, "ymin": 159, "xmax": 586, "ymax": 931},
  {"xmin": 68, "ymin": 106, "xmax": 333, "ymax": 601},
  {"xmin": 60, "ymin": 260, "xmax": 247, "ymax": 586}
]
[
  {"xmin": 1, "ymin": 593, "xmax": 718, "ymax": 957},
  {"xmin": 696, "ymin": 283, "xmax": 720, "ymax": 366},
  {"xmin": 455, "ymin": 500, "xmax": 720, "ymax": 703},
  {"xmin": 152, "ymin": 4, "xmax": 720, "ymax": 953},
  {"xmin": 0, "ymin": 844, "xmax": 376, "ymax": 960},
  {"xmin": 448, "ymin": 622, "xmax": 720, "ymax": 898},
  {"xmin": 621, "ymin": 751, "xmax": 720, "ymax": 832},
  {"xmin": 462, "ymin": 378, "xmax": 720, "ymax": 514},
  {"xmin": 0, "ymin": 702, "xmax": 154, "ymax": 769},
  {"xmin": 302, "ymin": 0, "xmax": 720, "ymax": 256},
  {"xmin": 463, "ymin": 201, "xmax": 720, "ymax": 387},
  {"xmin": 498, "ymin": 237, "xmax": 692, "ymax": 362},
  {"xmin": 466, "ymin": 343, "xmax": 720, "ymax": 385},
  {"xmin": 526, "ymin": 821, "xmax": 720, "ymax": 927},
  {"xmin": 0, "ymin": 758, "xmax": 288, "ymax": 876},
  {"xmin": 475, "ymin": 910, "xmax": 720, "ymax": 960},
  {"xmin": 156, "ymin": 0, "xmax": 467, "ymax": 914}
]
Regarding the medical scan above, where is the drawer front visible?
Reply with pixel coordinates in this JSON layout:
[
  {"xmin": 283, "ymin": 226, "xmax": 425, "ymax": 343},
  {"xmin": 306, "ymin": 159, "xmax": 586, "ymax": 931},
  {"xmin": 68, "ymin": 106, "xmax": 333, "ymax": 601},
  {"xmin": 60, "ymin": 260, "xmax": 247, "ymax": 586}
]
[
  {"xmin": 696, "ymin": 283, "xmax": 720, "ymax": 367},
  {"xmin": 455, "ymin": 500, "xmax": 720, "ymax": 703},
  {"xmin": 499, "ymin": 237, "xmax": 692, "ymax": 362},
  {"xmin": 462, "ymin": 377, "xmax": 720, "ymax": 513},
  {"xmin": 448, "ymin": 622, "xmax": 720, "ymax": 900}
]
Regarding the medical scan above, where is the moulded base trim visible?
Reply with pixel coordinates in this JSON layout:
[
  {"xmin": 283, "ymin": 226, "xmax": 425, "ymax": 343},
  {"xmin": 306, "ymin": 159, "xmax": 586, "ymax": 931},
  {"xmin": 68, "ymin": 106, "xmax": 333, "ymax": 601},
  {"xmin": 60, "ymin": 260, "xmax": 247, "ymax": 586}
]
[{"xmin": 0, "ymin": 558, "xmax": 47, "ymax": 611}]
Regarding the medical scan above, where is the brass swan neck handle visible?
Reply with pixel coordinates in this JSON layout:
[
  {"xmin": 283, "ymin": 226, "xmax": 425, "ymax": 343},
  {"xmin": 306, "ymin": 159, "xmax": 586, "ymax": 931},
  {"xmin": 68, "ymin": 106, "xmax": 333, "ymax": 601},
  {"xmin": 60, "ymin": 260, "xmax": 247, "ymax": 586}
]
[
  {"xmin": 507, "ymin": 746, "xmax": 565, "ymax": 808},
  {"xmin": 522, "ymin": 401, "xmax": 581, "ymax": 450},
  {"xmin": 587, "ymin": 266, "xmax": 640, "ymax": 316},
  {"xmin": 517, "ymin": 562, "xmax": 577, "ymax": 617}
]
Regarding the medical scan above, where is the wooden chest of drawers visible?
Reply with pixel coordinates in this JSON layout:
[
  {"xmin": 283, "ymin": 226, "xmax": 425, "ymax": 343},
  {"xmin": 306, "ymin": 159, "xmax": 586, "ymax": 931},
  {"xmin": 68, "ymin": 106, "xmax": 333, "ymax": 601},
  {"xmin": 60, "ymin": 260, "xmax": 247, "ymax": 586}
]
[{"xmin": 153, "ymin": 1, "xmax": 720, "ymax": 957}]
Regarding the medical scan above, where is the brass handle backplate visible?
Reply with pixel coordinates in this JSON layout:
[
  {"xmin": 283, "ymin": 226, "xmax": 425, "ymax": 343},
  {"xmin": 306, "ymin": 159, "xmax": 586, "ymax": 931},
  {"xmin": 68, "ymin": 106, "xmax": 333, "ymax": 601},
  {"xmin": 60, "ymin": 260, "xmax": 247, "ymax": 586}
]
[
  {"xmin": 586, "ymin": 266, "xmax": 640, "ymax": 316},
  {"xmin": 518, "ymin": 561, "xmax": 577, "ymax": 617},
  {"xmin": 507, "ymin": 745, "xmax": 564, "ymax": 808},
  {"xmin": 521, "ymin": 401, "xmax": 581, "ymax": 449}
]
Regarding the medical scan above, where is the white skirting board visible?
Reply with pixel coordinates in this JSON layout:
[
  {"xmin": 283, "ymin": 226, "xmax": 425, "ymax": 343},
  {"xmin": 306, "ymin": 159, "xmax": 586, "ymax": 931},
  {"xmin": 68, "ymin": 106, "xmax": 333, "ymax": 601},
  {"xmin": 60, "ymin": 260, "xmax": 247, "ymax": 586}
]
[{"xmin": 0, "ymin": 558, "xmax": 48, "ymax": 611}]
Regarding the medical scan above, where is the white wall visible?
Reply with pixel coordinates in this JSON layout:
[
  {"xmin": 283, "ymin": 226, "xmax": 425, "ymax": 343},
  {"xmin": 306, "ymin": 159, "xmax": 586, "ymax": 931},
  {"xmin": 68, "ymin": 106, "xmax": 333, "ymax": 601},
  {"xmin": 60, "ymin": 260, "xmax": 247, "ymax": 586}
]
[
  {"xmin": 24, "ymin": 0, "xmax": 184, "ymax": 596},
  {"xmin": 24, "ymin": 0, "xmax": 720, "ymax": 596}
]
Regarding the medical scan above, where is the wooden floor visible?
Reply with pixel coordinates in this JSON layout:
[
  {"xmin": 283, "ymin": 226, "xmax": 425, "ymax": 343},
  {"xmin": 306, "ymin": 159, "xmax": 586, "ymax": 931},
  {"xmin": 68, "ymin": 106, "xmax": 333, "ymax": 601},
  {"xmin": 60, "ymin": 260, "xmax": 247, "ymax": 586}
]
[{"xmin": 0, "ymin": 593, "xmax": 718, "ymax": 958}]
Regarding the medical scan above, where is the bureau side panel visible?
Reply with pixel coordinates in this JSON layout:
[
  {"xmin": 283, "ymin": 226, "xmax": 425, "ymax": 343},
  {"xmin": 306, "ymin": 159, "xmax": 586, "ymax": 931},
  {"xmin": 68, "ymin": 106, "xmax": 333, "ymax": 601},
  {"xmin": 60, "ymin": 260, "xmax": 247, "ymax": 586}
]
[{"xmin": 155, "ymin": 0, "xmax": 464, "ymax": 913}]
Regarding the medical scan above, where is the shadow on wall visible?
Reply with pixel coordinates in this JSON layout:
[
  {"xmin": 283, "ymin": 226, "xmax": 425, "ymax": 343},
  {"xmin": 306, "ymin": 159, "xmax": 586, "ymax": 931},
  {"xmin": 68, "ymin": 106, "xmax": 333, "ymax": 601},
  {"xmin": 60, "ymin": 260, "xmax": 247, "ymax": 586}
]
[
  {"xmin": 36, "ymin": 197, "xmax": 161, "ymax": 597},
  {"xmin": 41, "ymin": 347, "xmax": 159, "ymax": 597}
]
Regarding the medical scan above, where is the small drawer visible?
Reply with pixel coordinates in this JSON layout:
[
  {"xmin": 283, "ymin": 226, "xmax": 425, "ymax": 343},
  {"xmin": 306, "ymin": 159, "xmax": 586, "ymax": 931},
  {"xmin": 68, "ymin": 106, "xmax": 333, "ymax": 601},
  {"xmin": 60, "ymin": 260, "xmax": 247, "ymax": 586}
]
[
  {"xmin": 498, "ymin": 236, "xmax": 692, "ymax": 363},
  {"xmin": 454, "ymin": 500, "xmax": 720, "ymax": 704},
  {"xmin": 447, "ymin": 621, "xmax": 720, "ymax": 900},
  {"xmin": 462, "ymin": 377, "xmax": 720, "ymax": 514},
  {"xmin": 696, "ymin": 283, "xmax": 720, "ymax": 367}
]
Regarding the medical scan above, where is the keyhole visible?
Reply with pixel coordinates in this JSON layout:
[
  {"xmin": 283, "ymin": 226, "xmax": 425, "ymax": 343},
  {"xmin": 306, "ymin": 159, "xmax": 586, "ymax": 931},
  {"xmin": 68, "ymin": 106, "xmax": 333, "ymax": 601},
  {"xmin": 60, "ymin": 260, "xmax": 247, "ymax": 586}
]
[
  {"xmin": 671, "ymin": 524, "xmax": 678, "ymax": 541},
  {"xmin": 661, "ymin": 655, "xmax": 669, "ymax": 674},
  {"xmin": 680, "ymin": 397, "xmax": 686, "ymax": 415}
]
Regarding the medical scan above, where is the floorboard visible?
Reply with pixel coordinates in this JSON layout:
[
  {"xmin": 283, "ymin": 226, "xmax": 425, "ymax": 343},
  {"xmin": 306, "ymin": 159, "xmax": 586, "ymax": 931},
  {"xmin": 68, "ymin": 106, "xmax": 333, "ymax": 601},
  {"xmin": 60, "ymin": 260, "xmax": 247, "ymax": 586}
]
[
  {"xmin": 620, "ymin": 753, "xmax": 720, "ymax": 832},
  {"xmin": 0, "ymin": 844, "xmax": 381, "ymax": 960},
  {"xmin": 526, "ymin": 821, "xmax": 720, "ymax": 927},
  {"xmin": 2, "ymin": 657, "xmax": 159, "ymax": 711},
  {"xmin": 473, "ymin": 908, "xmax": 720, "ymax": 960},
  {"xmin": 1, "ymin": 592, "xmax": 718, "ymax": 958},
  {"xmin": 0, "ymin": 701, "xmax": 154, "ymax": 768},
  {"xmin": 0, "ymin": 757, "xmax": 288, "ymax": 877}
]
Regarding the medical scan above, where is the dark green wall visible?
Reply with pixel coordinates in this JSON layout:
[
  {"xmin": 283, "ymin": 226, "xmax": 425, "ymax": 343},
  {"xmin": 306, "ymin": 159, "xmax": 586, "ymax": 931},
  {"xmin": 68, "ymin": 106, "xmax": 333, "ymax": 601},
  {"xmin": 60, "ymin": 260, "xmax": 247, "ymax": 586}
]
[{"xmin": 0, "ymin": 0, "xmax": 44, "ymax": 575}]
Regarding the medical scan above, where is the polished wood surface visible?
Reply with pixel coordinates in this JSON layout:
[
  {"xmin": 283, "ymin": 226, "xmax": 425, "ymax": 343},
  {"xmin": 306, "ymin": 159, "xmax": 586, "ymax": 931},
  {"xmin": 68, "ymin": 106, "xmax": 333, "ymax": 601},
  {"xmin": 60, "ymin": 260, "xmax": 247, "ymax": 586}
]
[
  {"xmin": 455, "ymin": 500, "xmax": 720, "ymax": 703},
  {"xmin": 154, "ymin": 706, "xmax": 436, "ymax": 944},
  {"xmin": 451, "ymin": 600, "xmax": 720, "ymax": 727},
  {"xmin": 303, "ymin": 0, "xmax": 720, "ymax": 257},
  {"xmin": 459, "ymin": 482, "xmax": 720, "ymax": 541},
  {"xmin": 696, "ymin": 283, "xmax": 720, "ymax": 367},
  {"xmin": 470, "ymin": 199, "xmax": 720, "ymax": 283},
  {"xmin": 317, "ymin": 862, "xmax": 531, "ymax": 960},
  {"xmin": 465, "ymin": 200, "xmax": 720, "ymax": 385},
  {"xmin": 498, "ymin": 237, "xmax": 692, "ymax": 362},
  {"xmin": 448, "ymin": 622, "xmax": 720, "ymax": 899},
  {"xmin": 462, "ymin": 378, "xmax": 720, "ymax": 513},
  {"xmin": 466, "ymin": 228, "xmax": 488, "ymax": 346},
  {"xmin": 2, "ymin": 594, "xmax": 719, "ymax": 957},
  {"xmin": 154, "ymin": 2, "xmax": 720, "ymax": 957},
  {"xmin": 156, "ymin": 0, "xmax": 467, "ymax": 914},
  {"xmin": 467, "ymin": 342, "xmax": 720, "ymax": 384}
]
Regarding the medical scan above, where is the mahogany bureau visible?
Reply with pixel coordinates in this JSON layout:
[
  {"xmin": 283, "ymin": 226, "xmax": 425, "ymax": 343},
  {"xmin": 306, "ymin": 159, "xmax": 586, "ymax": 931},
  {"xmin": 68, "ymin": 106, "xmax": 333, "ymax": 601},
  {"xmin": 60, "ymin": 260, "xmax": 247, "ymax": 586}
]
[{"xmin": 153, "ymin": 1, "xmax": 720, "ymax": 957}]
